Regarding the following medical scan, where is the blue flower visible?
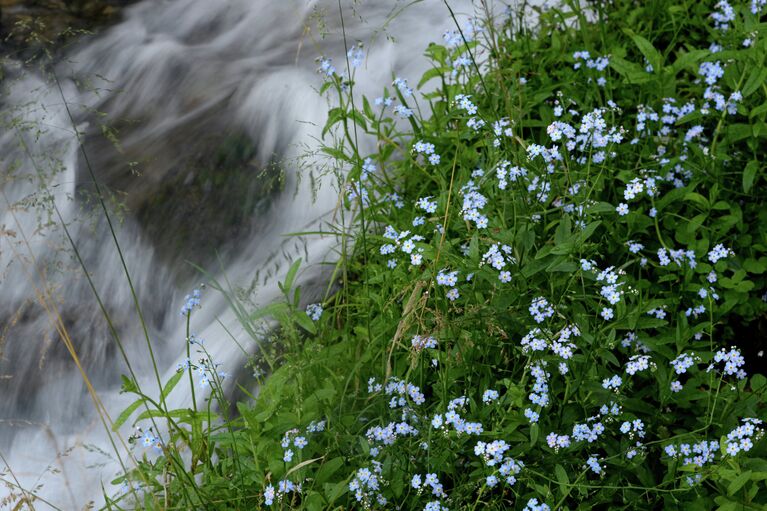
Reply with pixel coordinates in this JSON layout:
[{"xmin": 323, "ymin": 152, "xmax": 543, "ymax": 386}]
[
  {"xmin": 586, "ymin": 456, "xmax": 602, "ymax": 474},
  {"xmin": 264, "ymin": 484, "xmax": 275, "ymax": 506},
  {"xmin": 180, "ymin": 288, "xmax": 201, "ymax": 316},
  {"xmin": 306, "ymin": 303, "xmax": 323, "ymax": 321}
]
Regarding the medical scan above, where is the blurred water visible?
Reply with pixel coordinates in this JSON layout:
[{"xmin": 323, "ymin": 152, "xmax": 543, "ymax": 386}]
[{"xmin": 0, "ymin": 0, "xmax": 475, "ymax": 507}]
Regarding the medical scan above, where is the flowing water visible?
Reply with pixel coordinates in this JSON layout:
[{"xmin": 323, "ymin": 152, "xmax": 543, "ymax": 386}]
[{"xmin": 0, "ymin": 0, "xmax": 477, "ymax": 507}]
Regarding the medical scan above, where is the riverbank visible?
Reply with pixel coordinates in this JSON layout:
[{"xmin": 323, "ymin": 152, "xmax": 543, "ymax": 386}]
[{"xmin": 106, "ymin": 0, "xmax": 767, "ymax": 509}]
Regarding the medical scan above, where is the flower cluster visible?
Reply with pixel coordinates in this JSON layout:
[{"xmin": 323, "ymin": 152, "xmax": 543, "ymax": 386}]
[
  {"xmin": 495, "ymin": 160, "xmax": 527, "ymax": 190},
  {"xmin": 710, "ymin": 347, "xmax": 747, "ymax": 379},
  {"xmin": 264, "ymin": 479, "xmax": 302, "ymax": 507},
  {"xmin": 460, "ymin": 179, "xmax": 489, "ymax": 229},
  {"xmin": 474, "ymin": 440, "xmax": 525, "ymax": 486},
  {"xmin": 280, "ymin": 429, "xmax": 308, "ymax": 463},
  {"xmin": 431, "ymin": 396, "xmax": 484, "ymax": 435},
  {"xmin": 413, "ymin": 139, "xmax": 441, "ymax": 165},
  {"xmin": 349, "ymin": 464, "xmax": 386, "ymax": 507},
  {"xmin": 379, "ymin": 223, "xmax": 426, "ymax": 267},
  {"xmin": 383, "ymin": 377, "xmax": 426, "ymax": 407},
  {"xmin": 306, "ymin": 303, "xmax": 323, "ymax": 321},
  {"xmin": 481, "ymin": 243, "xmax": 517, "ymax": 282},
  {"xmin": 625, "ymin": 355, "xmax": 655, "ymax": 376},
  {"xmin": 664, "ymin": 440, "xmax": 719, "ymax": 468},
  {"xmin": 180, "ymin": 288, "xmax": 201, "ymax": 316},
  {"xmin": 410, "ymin": 473, "xmax": 446, "ymax": 498},
  {"xmin": 529, "ymin": 296, "xmax": 555, "ymax": 323},
  {"xmin": 724, "ymin": 418, "xmax": 764, "ymax": 456},
  {"xmin": 411, "ymin": 334, "xmax": 438, "ymax": 351}
]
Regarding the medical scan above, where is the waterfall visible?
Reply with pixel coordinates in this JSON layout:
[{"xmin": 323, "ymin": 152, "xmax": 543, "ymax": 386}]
[{"xmin": 0, "ymin": 0, "xmax": 475, "ymax": 507}]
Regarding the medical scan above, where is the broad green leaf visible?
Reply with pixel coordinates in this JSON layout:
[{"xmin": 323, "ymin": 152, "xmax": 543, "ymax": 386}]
[
  {"xmin": 671, "ymin": 49, "xmax": 709, "ymax": 74},
  {"xmin": 743, "ymin": 160, "xmax": 759, "ymax": 193},
  {"xmin": 294, "ymin": 312, "xmax": 318, "ymax": 335},
  {"xmin": 625, "ymin": 30, "xmax": 663, "ymax": 72},
  {"xmin": 727, "ymin": 470, "xmax": 752, "ymax": 495},
  {"xmin": 742, "ymin": 67, "xmax": 767, "ymax": 98}
]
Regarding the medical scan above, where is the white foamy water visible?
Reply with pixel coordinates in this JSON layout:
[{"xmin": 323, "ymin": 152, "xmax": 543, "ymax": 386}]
[{"xmin": 0, "ymin": 0, "xmax": 477, "ymax": 507}]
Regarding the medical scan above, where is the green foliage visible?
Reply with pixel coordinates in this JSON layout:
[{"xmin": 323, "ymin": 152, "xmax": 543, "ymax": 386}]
[{"xmin": 107, "ymin": 1, "xmax": 767, "ymax": 509}]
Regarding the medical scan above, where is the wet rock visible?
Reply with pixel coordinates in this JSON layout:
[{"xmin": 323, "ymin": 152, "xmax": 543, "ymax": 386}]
[{"xmin": 0, "ymin": 0, "xmax": 137, "ymax": 58}]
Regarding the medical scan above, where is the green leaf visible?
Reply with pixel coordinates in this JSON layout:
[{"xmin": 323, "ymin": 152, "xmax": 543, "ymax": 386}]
[
  {"xmin": 751, "ymin": 102, "xmax": 767, "ymax": 119},
  {"xmin": 727, "ymin": 124, "xmax": 752, "ymax": 142},
  {"xmin": 750, "ymin": 373, "xmax": 767, "ymax": 391},
  {"xmin": 286, "ymin": 456, "xmax": 323, "ymax": 477},
  {"xmin": 671, "ymin": 49, "xmax": 709, "ymax": 74},
  {"xmin": 281, "ymin": 258, "xmax": 302, "ymax": 294},
  {"xmin": 324, "ymin": 481, "xmax": 348, "ymax": 504},
  {"xmin": 547, "ymin": 259, "xmax": 578, "ymax": 272},
  {"xmin": 320, "ymin": 146, "xmax": 348, "ymax": 161},
  {"xmin": 161, "ymin": 370, "xmax": 185, "ymax": 400},
  {"xmin": 315, "ymin": 457, "xmax": 345, "ymax": 485},
  {"xmin": 727, "ymin": 470, "xmax": 752, "ymax": 495},
  {"xmin": 609, "ymin": 56, "xmax": 651, "ymax": 83},
  {"xmin": 120, "ymin": 374, "xmax": 138, "ymax": 394},
  {"xmin": 742, "ymin": 67, "xmax": 767, "ymax": 98},
  {"xmin": 625, "ymin": 30, "xmax": 663, "ymax": 72},
  {"xmin": 135, "ymin": 408, "xmax": 194, "ymax": 422},
  {"xmin": 743, "ymin": 160, "xmax": 759, "ymax": 193},
  {"xmin": 322, "ymin": 107, "xmax": 345, "ymax": 138},
  {"xmin": 361, "ymin": 95, "xmax": 375, "ymax": 120},
  {"xmin": 250, "ymin": 302, "xmax": 290, "ymax": 322},
  {"xmin": 418, "ymin": 66, "xmax": 445, "ymax": 89},
  {"xmin": 684, "ymin": 192, "xmax": 710, "ymax": 210},
  {"xmin": 573, "ymin": 221, "xmax": 601, "ymax": 245},
  {"xmin": 555, "ymin": 215, "xmax": 572, "ymax": 245},
  {"xmin": 112, "ymin": 398, "xmax": 144, "ymax": 431},
  {"xmin": 294, "ymin": 312, "xmax": 318, "ymax": 335},
  {"xmin": 554, "ymin": 464, "xmax": 569, "ymax": 497}
]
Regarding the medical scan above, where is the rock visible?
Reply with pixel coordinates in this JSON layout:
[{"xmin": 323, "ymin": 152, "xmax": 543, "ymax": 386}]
[{"xmin": 0, "ymin": 0, "xmax": 137, "ymax": 58}]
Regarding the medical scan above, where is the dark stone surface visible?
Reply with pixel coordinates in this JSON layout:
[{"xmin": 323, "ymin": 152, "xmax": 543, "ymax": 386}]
[{"xmin": 0, "ymin": 0, "xmax": 137, "ymax": 57}]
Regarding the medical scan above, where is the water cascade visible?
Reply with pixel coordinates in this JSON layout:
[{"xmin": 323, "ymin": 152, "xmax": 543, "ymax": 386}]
[{"xmin": 0, "ymin": 0, "xmax": 473, "ymax": 507}]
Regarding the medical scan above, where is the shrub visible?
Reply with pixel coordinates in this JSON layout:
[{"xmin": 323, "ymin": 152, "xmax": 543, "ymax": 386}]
[{"xmin": 109, "ymin": 1, "xmax": 767, "ymax": 509}]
